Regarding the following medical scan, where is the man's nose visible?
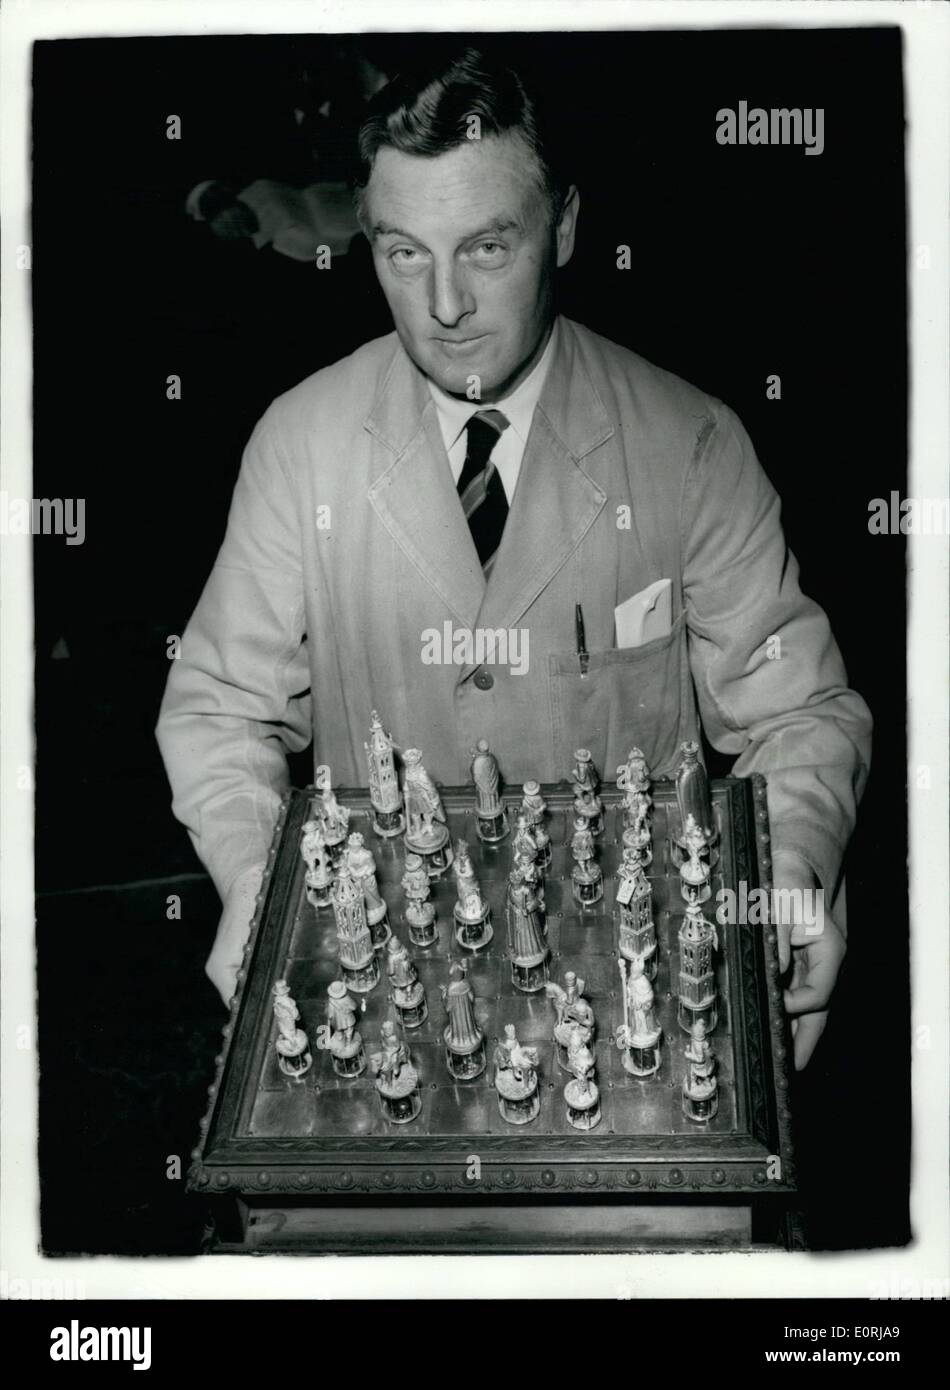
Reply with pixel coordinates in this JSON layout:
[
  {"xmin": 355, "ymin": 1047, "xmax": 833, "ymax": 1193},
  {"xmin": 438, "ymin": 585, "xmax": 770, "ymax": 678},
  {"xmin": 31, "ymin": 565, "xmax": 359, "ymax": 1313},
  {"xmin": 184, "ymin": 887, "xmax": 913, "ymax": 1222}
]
[{"xmin": 429, "ymin": 262, "xmax": 474, "ymax": 327}]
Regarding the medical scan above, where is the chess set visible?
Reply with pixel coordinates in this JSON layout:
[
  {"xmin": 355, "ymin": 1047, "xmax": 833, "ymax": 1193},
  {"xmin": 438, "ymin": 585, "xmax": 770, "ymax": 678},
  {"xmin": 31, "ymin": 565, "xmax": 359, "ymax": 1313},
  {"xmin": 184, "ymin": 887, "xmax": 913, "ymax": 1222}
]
[{"xmin": 189, "ymin": 717, "xmax": 796, "ymax": 1253}]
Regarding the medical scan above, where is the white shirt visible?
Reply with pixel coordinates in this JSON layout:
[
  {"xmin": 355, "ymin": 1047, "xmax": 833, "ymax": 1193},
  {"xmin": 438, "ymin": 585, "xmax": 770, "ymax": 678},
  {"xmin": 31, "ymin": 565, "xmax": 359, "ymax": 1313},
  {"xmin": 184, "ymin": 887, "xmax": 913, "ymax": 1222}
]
[{"xmin": 426, "ymin": 321, "xmax": 559, "ymax": 504}]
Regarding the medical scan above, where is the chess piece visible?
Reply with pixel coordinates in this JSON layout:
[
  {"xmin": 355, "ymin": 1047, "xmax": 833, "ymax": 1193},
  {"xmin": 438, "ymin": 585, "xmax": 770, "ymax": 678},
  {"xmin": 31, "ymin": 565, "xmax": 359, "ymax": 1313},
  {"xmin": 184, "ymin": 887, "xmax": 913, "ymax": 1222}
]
[
  {"xmin": 545, "ymin": 971, "xmax": 595, "ymax": 1073},
  {"xmin": 440, "ymin": 962, "xmax": 486, "ymax": 1080},
  {"xmin": 570, "ymin": 816, "xmax": 603, "ymax": 906},
  {"xmin": 470, "ymin": 738, "xmax": 509, "ymax": 843},
  {"xmin": 365, "ymin": 710, "xmax": 405, "ymax": 837},
  {"xmin": 678, "ymin": 812, "xmax": 713, "ymax": 906},
  {"xmin": 386, "ymin": 936, "xmax": 428, "ymax": 1027},
  {"xmin": 615, "ymin": 957, "xmax": 662, "ymax": 1077},
  {"xmin": 677, "ymin": 901, "xmax": 719, "ymax": 1035},
  {"xmin": 617, "ymin": 747, "xmax": 652, "ymax": 834},
  {"xmin": 314, "ymin": 767, "xmax": 351, "ymax": 867},
  {"xmin": 401, "ymin": 852, "xmax": 438, "ymax": 947},
  {"xmin": 302, "ymin": 819, "xmax": 333, "ymax": 909},
  {"xmin": 674, "ymin": 739, "xmax": 717, "ymax": 850},
  {"xmin": 513, "ymin": 850, "xmax": 546, "ymax": 927},
  {"xmin": 272, "ymin": 979, "xmax": 312, "ymax": 1078},
  {"xmin": 616, "ymin": 848, "xmax": 657, "ymax": 980},
  {"xmin": 682, "ymin": 1019, "xmax": 718, "ymax": 1122},
  {"xmin": 452, "ymin": 840, "xmax": 493, "ymax": 950},
  {"xmin": 493, "ymin": 1024, "xmax": 541, "ymax": 1124},
  {"xmin": 369, "ymin": 1020, "xmax": 422, "ymax": 1123},
  {"xmin": 326, "ymin": 980, "xmax": 366, "ymax": 1077},
  {"xmin": 571, "ymin": 747, "xmax": 604, "ymax": 835},
  {"xmin": 621, "ymin": 819, "xmax": 653, "ymax": 872},
  {"xmin": 345, "ymin": 832, "xmax": 391, "ymax": 949},
  {"xmin": 332, "ymin": 869, "xmax": 380, "ymax": 993},
  {"xmin": 519, "ymin": 779, "xmax": 552, "ymax": 867},
  {"xmin": 512, "ymin": 811, "xmax": 538, "ymax": 864},
  {"xmin": 402, "ymin": 749, "xmax": 453, "ymax": 876},
  {"xmin": 506, "ymin": 865, "xmax": 550, "ymax": 993},
  {"xmin": 563, "ymin": 1025, "xmax": 602, "ymax": 1130}
]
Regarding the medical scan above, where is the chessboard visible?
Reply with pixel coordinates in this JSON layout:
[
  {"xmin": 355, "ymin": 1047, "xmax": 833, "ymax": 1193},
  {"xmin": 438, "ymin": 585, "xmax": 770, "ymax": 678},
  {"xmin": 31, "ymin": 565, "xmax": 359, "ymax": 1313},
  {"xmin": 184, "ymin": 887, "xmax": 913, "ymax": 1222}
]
[{"xmin": 189, "ymin": 774, "xmax": 796, "ymax": 1253}]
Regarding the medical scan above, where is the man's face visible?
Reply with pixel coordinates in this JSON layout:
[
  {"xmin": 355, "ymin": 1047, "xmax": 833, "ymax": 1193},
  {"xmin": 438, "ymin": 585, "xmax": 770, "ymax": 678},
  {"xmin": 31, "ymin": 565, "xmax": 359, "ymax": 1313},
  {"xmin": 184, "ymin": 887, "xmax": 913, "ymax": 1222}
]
[{"xmin": 363, "ymin": 132, "xmax": 577, "ymax": 400}]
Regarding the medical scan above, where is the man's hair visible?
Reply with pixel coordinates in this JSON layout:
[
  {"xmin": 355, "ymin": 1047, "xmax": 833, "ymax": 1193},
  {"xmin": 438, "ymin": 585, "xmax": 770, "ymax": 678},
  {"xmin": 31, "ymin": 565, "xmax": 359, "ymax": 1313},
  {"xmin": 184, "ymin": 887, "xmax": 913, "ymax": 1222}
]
[{"xmin": 354, "ymin": 47, "xmax": 566, "ymax": 220}]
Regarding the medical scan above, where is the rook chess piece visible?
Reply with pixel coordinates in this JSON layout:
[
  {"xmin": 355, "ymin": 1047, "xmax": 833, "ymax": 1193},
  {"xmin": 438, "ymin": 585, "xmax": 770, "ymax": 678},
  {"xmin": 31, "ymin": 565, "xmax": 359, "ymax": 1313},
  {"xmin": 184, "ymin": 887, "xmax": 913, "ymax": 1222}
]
[
  {"xmin": 493, "ymin": 1023, "xmax": 541, "ymax": 1124},
  {"xmin": 440, "ymin": 962, "xmax": 487, "ymax": 1080},
  {"xmin": 615, "ymin": 847, "xmax": 657, "ymax": 980},
  {"xmin": 365, "ymin": 710, "xmax": 405, "ymax": 837},
  {"xmin": 386, "ymin": 936, "xmax": 428, "ymax": 1028},
  {"xmin": 272, "ymin": 979, "xmax": 312, "ymax": 1079},
  {"xmin": 470, "ymin": 738, "xmax": 509, "ymax": 843},
  {"xmin": 326, "ymin": 980, "xmax": 366, "ymax": 1077},
  {"xmin": 677, "ymin": 901, "xmax": 719, "ymax": 1034},
  {"xmin": 332, "ymin": 869, "xmax": 380, "ymax": 993},
  {"xmin": 369, "ymin": 1020, "xmax": 422, "ymax": 1124}
]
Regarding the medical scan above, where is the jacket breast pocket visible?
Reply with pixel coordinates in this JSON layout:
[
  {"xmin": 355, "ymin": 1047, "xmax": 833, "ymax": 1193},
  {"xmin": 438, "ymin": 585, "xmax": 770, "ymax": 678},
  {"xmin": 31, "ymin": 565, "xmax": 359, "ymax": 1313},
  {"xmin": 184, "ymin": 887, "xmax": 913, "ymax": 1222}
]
[{"xmin": 547, "ymin": 610, "xmax": 690, "ymax": 780}]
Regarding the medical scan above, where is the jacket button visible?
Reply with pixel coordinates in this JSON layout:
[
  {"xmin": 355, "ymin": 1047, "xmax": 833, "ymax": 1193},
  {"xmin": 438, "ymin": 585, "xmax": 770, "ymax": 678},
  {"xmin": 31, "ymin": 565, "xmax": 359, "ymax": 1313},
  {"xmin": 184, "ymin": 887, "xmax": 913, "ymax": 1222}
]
[{"xmin": 473, "ymin": 668, "xmax": 494, "ymax": 690}]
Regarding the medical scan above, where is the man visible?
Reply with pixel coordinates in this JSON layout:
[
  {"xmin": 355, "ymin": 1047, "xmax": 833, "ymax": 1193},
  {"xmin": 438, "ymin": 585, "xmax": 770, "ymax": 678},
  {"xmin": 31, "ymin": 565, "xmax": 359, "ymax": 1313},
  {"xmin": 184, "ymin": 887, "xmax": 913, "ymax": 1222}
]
[{"xmin": 157, "ymin": 50, "xmax": 871, "ymax": 1069}]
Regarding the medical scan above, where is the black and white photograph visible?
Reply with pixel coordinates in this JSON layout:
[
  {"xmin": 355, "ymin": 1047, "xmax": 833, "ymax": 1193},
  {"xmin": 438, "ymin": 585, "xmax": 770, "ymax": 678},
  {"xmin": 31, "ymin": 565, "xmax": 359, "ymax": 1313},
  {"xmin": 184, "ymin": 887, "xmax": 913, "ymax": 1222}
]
[{"xmin": 1, "ymin": 0, "xmax": 947, "ymax": 1332}]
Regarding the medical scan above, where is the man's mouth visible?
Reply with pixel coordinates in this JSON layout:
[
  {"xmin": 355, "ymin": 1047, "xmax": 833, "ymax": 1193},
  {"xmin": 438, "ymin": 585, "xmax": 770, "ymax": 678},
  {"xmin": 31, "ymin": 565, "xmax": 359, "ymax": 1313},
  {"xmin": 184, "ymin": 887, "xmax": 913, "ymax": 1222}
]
[{"xmin": 435, "ymin": 334, "xmax": 488, "ymax": 355}]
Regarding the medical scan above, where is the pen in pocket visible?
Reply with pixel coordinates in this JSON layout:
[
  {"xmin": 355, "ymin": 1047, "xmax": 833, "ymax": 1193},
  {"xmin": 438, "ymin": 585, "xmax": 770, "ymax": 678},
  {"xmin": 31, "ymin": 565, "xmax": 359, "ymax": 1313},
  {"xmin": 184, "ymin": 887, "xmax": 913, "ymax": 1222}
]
[{"xmin": 575, "ymin": 602, "xmax": 589, "ymax": 676}]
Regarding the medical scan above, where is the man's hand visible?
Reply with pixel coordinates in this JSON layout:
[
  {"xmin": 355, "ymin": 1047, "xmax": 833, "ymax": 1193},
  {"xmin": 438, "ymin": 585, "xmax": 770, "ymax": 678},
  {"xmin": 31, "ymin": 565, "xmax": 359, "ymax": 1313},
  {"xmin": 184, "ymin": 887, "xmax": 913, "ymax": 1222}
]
[
  {"xmin": 771, "ymin": 850, "xmax": 846, "ymax": 1071},
  {"xmin": 206, "ymin": 864, "xmax": 266, "ymax": 1007}
]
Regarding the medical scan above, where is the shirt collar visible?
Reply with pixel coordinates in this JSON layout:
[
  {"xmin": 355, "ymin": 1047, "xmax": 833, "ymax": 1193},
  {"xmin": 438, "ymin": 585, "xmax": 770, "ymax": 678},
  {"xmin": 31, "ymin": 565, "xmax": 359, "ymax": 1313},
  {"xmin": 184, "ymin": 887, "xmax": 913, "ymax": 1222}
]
[{"xmin": 426, "ymin": 319, "xmax": 560, "ymax": 455}]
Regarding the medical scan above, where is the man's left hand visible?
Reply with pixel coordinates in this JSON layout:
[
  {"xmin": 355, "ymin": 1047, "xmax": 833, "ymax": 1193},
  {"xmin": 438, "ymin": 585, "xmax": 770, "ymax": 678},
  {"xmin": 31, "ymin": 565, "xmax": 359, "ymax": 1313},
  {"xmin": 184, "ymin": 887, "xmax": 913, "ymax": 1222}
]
[{"xmin": 771, "ymin": 851, "xmax": 846, "ymax": 1071}]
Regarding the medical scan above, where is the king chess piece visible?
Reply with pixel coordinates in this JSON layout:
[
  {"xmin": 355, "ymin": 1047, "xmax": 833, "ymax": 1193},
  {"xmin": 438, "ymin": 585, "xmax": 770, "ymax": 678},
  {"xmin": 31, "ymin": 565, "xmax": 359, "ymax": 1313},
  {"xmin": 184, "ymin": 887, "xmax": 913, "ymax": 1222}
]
[
  {"xmin": 452, "ymin": 839, "xmax": 493, "ymax": 950},
  {"xmin": 386, "ymin": 936, "xmax": 428, "ymax": 1028},
  {"xmin": 506, "ymin": 864, "xmax": 550, "ymax": 993},
  {"xmin": 615, "ymin": 847, "xmax": 657, "ymax": 980},
  {"xmin": 369, "ymin": 1020, "xmax": 422, "ymax": 1124},
  {"xmin": 325, "ymin": 980, "xmax": 366, "ymax": 1078},
  {"xmin": 545, "ymin": 970, "xmax": 595, "ymax": 1073},
  {"xmin": 682, "ymin": 1019, "xmax": 718, "ymax": 1122},
  {"xmin": 301, "ymin": 818, "xmax": 333, "ymax": 909},
  {"xmin": 440, "ymin": 962, "xmax": 486, "ymax": 1081},
  {"xmin": 519, "ymin": 779, "xmax": 552, "ymax": 868},
  {"xmin": 345, "ymin": 831, "xmax": 391, "ymax": 950},
  {"xmin": 570, "ymin": 816, "xmax": 604, "ymax": 907},
  {"xmin": 493, "ymin": 1024, "xmax": 541, "ymax": 1125},
  {"xmin": 677, "ymin": 900, "xmax": 719, "ymax": 1035},
  {"xmin": 402, "ymin": 749, "xmax": 453, "ymax": 877},
  {"xmin": 332, "ymin": 869, "xmax": 380, "ymax": 993},
  {"xmin": 571, "ymin": 747, "xmax": 604, "ymax": 836},
  {"xmin": 615, "ymin": 957, "xmax": 662, "ymax": 1077},
  {"xmin": 563, "ymin": 1025, "xmax": 602, "ymax": 1130},
  {"xmin": 272, "ymin": 979, "xmax": 312, "ymax": 1079},
  {"xmin": 470, "ymin": 738, "xmax": 509, "ymax": 843},
  {"xmin": 401, "ymin": 853, "xmax": 438, "ymax": 947},
  {"xmin": 365, "ymin": 710, "xmax": 405, "ymax": 838}
]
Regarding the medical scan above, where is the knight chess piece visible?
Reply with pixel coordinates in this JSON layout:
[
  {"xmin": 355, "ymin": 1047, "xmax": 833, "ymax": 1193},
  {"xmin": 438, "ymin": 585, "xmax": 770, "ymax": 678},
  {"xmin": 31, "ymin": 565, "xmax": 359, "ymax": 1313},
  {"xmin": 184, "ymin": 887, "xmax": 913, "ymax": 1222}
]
[
  {"xmin": 345, "ymin": 831, "xmax": 391, "ymax": 950},
  {"xmin": 615, "ymin": 957, "xmax": 662, "ymax": 1077},
  {"xmin": 386, "ymin": 936, "xmax": 428, "ymax": 1028},
  {"xmin": 563, "ymin": 1024, "xmax": 602, "ymax": 1130},
  {"xmin": 440, "ymin": 962, "xmax": 486, "ymax": 1080},
  {"xmin": 332, "ymin": 868, "xmax": 380, "ymax": 993},
  {"xmin": 677, "ymin": 900, "xmax": 719, "ymax": 1035},
  {"xmin": 570, "ymin": 816, "xmax": 604, "ymax": 906},
  {"xmin": 519, "ymin": 779, "xmax": 552, "ymax": 868},
  {"xmin": 301, "ymin": 818, "xmax": 333, "ymax": 909},
  {"xmin": 325, "ymin": 980, "xmax": 366, "ymax": 1077},
  {"xmin": 571, "ymin": 747, "xmax": 604, "ymax": 836},
  {"xmin": 271, "ymin": 979, "xmax": 312, "ymax": 1079},
  {"xmin": 493, "ymin": 1023, "xmax": 541, "ymax": 1124},
  {"xmin": 401, "ymin": 853, "xmax": 438, "ymax": 947},
  {"xmin": 545, "ymin": 970, "xmax": 595, "ymax": 1073},
  {"xmin": 314, "ymin": 767, "xmax": 351, "ymax": 868},
  {"xmin": 452, "ymin": 839, "xmax": 493, "ymax": 950},
  {"xmin": 506, "ymin": 864, "xmax": 550, "ymax": 992},
  {"xmin": 369, "ymin": 1020, "xmax": 422, "ymax": 1124},
  {"xmin": 402, "ymin": 749, "xmax": 453, "ymax": 876},
  {"xmin": 682, "ymin": 1019, "xmax": 718, "ymax": 1122},
  {"xmin": 615, "ymin": 847, "xmax": 657, "ymax": 980},
  {"xmin": 470, "ymin": 738, "xmax": 509, "ymax": 843},
  {"xmin": 365, "ymin": 710, "xmax": 405, "ymax": 838}
]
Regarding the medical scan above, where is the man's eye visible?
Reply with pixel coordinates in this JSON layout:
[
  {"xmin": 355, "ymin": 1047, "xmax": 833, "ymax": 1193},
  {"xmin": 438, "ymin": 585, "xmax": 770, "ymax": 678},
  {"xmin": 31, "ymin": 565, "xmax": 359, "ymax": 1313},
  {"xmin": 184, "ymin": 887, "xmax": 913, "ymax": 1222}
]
[
  {"xmin": 473, "ymin": 241, "xmax": 506, "ymax": 260},
  {"xmin": 391, "ymin": 247, "xmax": 419, "ymax": 262}
]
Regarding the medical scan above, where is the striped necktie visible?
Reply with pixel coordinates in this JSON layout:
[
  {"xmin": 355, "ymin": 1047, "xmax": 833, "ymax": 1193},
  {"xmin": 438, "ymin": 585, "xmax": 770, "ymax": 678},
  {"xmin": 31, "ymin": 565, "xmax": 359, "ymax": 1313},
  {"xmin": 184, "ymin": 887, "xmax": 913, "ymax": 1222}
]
[{"xmin": 457, "ymin": 409, "xmax": 510, "ymax": 574}]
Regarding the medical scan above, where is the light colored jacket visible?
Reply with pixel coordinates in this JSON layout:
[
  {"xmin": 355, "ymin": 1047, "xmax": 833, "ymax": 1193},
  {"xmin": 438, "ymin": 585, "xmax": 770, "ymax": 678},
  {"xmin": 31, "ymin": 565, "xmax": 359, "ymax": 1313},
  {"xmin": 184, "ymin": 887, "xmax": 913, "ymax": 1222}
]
[{"xmin": 156, "ymin": 316, "xmax": 871, "ymax": 903}]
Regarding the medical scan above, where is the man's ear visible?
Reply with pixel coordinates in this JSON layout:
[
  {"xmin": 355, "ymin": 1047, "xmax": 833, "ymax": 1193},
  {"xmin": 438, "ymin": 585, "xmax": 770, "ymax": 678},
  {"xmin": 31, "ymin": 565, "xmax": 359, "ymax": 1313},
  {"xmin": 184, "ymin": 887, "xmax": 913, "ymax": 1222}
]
[{"xmin": 555, "ymin": 186, "xmax": 580, "ymax": 268}]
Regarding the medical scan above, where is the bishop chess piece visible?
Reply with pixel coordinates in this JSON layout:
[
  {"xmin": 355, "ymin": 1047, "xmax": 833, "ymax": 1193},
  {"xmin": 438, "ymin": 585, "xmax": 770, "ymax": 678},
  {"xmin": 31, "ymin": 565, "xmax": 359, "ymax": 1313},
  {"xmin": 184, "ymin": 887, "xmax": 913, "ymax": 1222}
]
[
  {"xmin": 301, "ymin": 818, "xmax": 333, "ymax": 909},
  {"xmin": 493, "ymin": 1024, "xmax": 541, "ymax": 1125},
  {"xmin": 506, "ymin": 864, "xmax": 550, "ymax": 993},
  {"xmin": 616, "ymin": 847, "xmax": 657, "ymax": 980},
  {"xmin": 571, "ymin": 747, "xmax": 604, "ymax": 836},
  {"xmin": 370, "ymin": 1020, "xmax": 422, "ymax": 1124},
  {"xmin": 677, "ymin": 901, "xmax": 719, "ymax": 1034},
  {"xmin": 386, "ymin": 936, "xmax": 428, "ymax": 1028},
  {"xmin": 682, "ymin": 1019, "xmax": 718, "ymax": 1122},
  {"xmin": 452, "ymin": 840, "xmax": 493, "ymax": 950},
  {"xmin": 546, "ymin": 971, "xmax": 595, "ymax": 1074},
  {"xmin": 401, "ymin": 853, "xmax": 438, "ymax": 947},
  {"xmin": 345, "ymin": 831, "xmax": 391, "ymax": 950},
  {"xmin": 325, "ymin": 980, "xmax": 366, "ymax": 1078},
  {"xmin": 272, "ymin": 980, "xmax": 312, "ymax": 1079},
  {"xmin": 365, "ymin": 710, "xmax": 405, "ymax": 838},
  {"xmin": 332, "ymin": 869, "xmax": 380, "ymax": 993},
  {"xmin": 564, "ymin": 1025, "xmax": 602, "ymax": 1130},
  {"xmin": 615, "ymin": 957, "xmax": 662, "ymax": 1077},
  {"xmin": 403, "ymin": 749, "xmax": 453, "ymax": 876},
  {"xmin": 470, "ymin": 738, "xmax": 509, "ymax": 843},
  {"xmin": 440, "ymin": 962, "xmax": 486, "ymax": 1080},
  {"xmin": 519, "ymin": 779, "xmax": 552, "ymax": 868},
  {"xmin": 570, "ymin": 816, "xmax": 604, "ymax": 906},
  {"xmin": 314, "ymin": 768, "xmax": 351, "ymax": 868}
]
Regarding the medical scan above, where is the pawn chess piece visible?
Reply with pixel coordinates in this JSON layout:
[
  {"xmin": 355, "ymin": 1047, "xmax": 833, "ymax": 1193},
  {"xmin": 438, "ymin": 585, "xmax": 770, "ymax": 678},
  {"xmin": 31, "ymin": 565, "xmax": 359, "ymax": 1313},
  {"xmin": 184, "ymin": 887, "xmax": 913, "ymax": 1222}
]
[
  {"xmin": 493, "ymin": 1024, "xmax": 541, "ymax": 1125},
  {"xmin": 545, "ymin": 971, "xmax": 595, "ymax": 1073},
  {"xmin": 621, "ymin": 820, "xmax": 653, "ymax": 872},
  {"xmin": 570, "ymin": 817, "xmax": 604, "ymax": 906},
  {"xmin": 326, "ymin": 980, "xmax": 366, "ymax": 1077},
  {"xmin": 332, "ymin": 869, "xmax": 380, "ymax": 993},
  {"xmin": 302, "ymin": 819, "xmax": 333, "ymax": 909},
  {"xmin": 369, "ymin": 1021, "xmax": 422, "ymax": 1124},
  {"xmin": 678, "ymin": 812, "xmax": 713, "ymax": 906},
  {"xmin": 365, "ymin": 710, "xmax": 405, "ymax": 837},
  {"xmin": 272, "ymin": 979, "xmax": 312, "ymax": 1079},
  {"xmin": 616, "ymin": 848, "xmax": 657, "ymax": 980},
  {"xmin": 677, "ymin": 901, "xmax": 719, "ymax": 1035},
  {"xmin": 440, "ymin": 962, "xmax": 486, "ymax": 1080},
  {"xmin": 386, "ymin": 936, "xmax": 428, "ymax": 1028},
  {"xmin": 452, "ymin": 840, "xmax": 493, "ymax": 950},
  {"xmin": 506, "ymin": 865, "xmax": 550, "ymax": 993},
  {"xmin": 470, "ymin": 738, "xmax": 509, "ymax": 843},
  {"xmin": 571, "ymin": 747, "xmax": 604, "ymax": 836},
  {"xmin": 615, "ymin": 957, "xmax": 662, "ymax": 1077},
  {"xmin": 563, "ymin": 1025, "xmax": 602, "ymax": 1131},
  {"xmin": 401, "ymin": 853, "xmax": 438, "ymax": 947},
  {"xmin": 345, "ymin": 832, "xmax": 391, "ymax": 950},
  {"xmin": 519, "ymin": 779, "xmax": 552, "ymax": 868},
  {"xmin": 403, "ymin": 749, "xmax": 453, "ymax": 876},
  {"xmin": 315, "ymin": 768, "xmax": 351, "ymax": 867},
  {"xmin": 682, "ymin": 1019, "xmax": 718, "ymax": 1122}
]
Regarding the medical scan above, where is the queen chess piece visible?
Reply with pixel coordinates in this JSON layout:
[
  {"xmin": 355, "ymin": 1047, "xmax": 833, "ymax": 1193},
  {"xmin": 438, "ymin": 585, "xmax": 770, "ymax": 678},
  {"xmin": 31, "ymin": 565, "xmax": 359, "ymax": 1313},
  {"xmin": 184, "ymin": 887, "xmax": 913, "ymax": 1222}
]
[
  {"xmin": 325, "ymin": 980, "xmax": 366, "ymax": 1077},
  {"xmin": 365, "ymin": 710, "xmax": 405, "ymax": 837},
  {"xmin": 570, "ymin": 817, "xmax": 603, "ymax": 906},
  {"xmin": 571, "ymin": 747, "xmax": 604, "ymax": 836},
  {"xmin": 332, "ymin": 868, "xmax": 380, "ymax": 993},
  {"xmin": 682, "ymin": 1019, "xmax": 718, "ymax": 1122},
  {"xmin": 615, "ymin": 848, "xmax": 657, "ymax": 980},
  {"xmin": 493, "ymin": 1024, "xmax": 541, "ymax": 1124},
  {"xmin": 506, "ymin": 864, "xmax": 550, "ymax": 993},
  {"xmin": 615, "ymin": 957, "xmax": 662, "ymax": 1077},
  {"xmin": 401, "ymin": 853, "xmax": 438, "ymax": 947},
  {"xmin": 386, "ymin": 936, "xmax": 428, "ymax": 1028},
  {"xmin": 545, "ymin": 971, "xmax": 595, "ymax": 1073},
  {"xmin": 272, "ymin": 979, "xmax": 312, "ymax": 1079},
  {"xmin": 452, "ymin": 840, "xmax": 493, "ymax": 950},
  {"xmin": 470, "ymin": 738, "xmax": 509, "ymax": 843},
  {"xmin": 440, "ymin": 962, "xmax": 486, "ymax": 1080},
  {"xmin": 403, "ymin": 749, "xmax": 453, "ymax": 876},
  {"xmin": 369, "ymin": 1020, "xmax": 422, "ymax": 1124},
  {"xmin": 563, "ymin": 1025, "xmax": 602, "ymax": 1130},
  {"xmin": 345, "ymin": 831, "xmax": 391, "ymax": 949},
  {"xmin": 519, "ymin": 779, "xmax": 552, "ymax": 868}
]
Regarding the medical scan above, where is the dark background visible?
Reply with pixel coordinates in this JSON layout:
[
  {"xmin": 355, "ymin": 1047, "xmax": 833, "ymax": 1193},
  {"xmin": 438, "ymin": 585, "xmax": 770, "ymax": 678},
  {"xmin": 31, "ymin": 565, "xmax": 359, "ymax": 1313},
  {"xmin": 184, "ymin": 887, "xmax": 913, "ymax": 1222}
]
[{"xmin": 33, "ymin": 29, "xmax": 909, "ymax": 1254}]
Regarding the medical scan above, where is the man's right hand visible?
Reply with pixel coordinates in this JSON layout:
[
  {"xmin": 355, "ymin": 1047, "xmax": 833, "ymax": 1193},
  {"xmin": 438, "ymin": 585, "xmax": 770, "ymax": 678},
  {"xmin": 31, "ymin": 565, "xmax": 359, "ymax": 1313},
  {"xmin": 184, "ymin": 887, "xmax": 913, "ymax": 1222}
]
[{"xmin": 206, "ymin": 864, "xmax": 266, "ymax": 1006}]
